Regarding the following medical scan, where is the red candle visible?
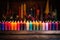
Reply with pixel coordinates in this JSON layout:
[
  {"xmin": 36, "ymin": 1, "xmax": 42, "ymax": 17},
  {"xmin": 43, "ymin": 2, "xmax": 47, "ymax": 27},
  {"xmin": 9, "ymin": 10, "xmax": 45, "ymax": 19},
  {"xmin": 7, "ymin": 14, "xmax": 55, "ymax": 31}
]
[
  {"xmin": 7, "ymin": 21, "xmax": 11, "ymax": 30},
  {"xmin": 5, "ymin": 21, "xmax": 8, "ymax": 30},
  {"xmin": 17, "ymin": 21, "xmax": 20, "ymax": 31}
]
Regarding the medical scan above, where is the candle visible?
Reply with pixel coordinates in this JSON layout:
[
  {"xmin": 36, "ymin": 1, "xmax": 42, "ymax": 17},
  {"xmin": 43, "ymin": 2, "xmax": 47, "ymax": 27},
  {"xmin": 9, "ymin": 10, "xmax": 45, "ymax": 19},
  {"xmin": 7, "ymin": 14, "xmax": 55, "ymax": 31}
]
[
  {"xmin": 20, "ymin": 21, "xmax": 24, "ymax": 30},
  {"xmin": 36, "ymin": 21, "xmax": 39, "ymax": 31},
  {"xmin": 39, "ymin": 21, "xmax": 42, "ymax": 30},
  {"xmin": 42, "ymin": 21, "xmax": 45, "ymax": 31},
  {"xmin": 5, "ymin": 21, "xmax": 8, "ymax": 30},
  {"xmin": 23, "ymin": 20, "xmax": 26, "ymax": 30},
  {"xmin": 29, "ymin": 21, "xmax": 33, "ymax": 31},
  {"xmin": 58, "ymin": 21, "xmax": 60, "ymax": 30},
  {"xmin": 11, "ymin": 21, "xmax": 14, "ymax": 30},
  {"xmin": 1, "ymin": 21, "xmax": 5, "ymax": 31},
  {"xmin": 51, "ymin": 22, "xmax": 56, "ymax": 30},
  {"xmin": 14, "ymin": 21, "xmax": 17, "ymax": 30},
  {"xmin": 45, "ymin": 21, "xmax": 48, "ymax": 31},
  {"xmin": 7, "ymin": 21, "xmax": 11, "ymax": 30},
  {"xmin": 26, "ymin": 21, "xmax": 29, "ymax": 31},
  {"xmin": 32, "ymin": 21, "xmax": 35, "ymax": 30},
  {"xmin": 0, "ymin": 22, "xmax": 2, "ymax": 30},
  {"xmin": 48, "ymin": 21, "xmax": 51, "ymax": 30},
  {"xmin": 17, "ymin": 21, "xmax": 20, "ymax": 31},
  {"xmin": 55, "ymin": 21, "xmax": 58, "ymax": 30}
]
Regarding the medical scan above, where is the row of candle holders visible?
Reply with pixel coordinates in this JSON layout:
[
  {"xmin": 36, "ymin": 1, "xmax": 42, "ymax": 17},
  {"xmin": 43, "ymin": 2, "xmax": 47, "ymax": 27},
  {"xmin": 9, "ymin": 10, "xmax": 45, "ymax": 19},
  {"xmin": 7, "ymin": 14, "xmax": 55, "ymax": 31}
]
[{"xmin": 0, "ymin": 21, "xmax": 60, "ymax": 31}]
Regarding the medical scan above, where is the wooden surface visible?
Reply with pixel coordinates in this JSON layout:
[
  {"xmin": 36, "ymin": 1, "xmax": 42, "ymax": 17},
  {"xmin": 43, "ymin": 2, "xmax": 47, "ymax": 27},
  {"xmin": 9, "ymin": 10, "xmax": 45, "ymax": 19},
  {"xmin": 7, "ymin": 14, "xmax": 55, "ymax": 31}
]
[{"xmin": 0, "ymin": 31, "xmax": 60, "ymax": 40}]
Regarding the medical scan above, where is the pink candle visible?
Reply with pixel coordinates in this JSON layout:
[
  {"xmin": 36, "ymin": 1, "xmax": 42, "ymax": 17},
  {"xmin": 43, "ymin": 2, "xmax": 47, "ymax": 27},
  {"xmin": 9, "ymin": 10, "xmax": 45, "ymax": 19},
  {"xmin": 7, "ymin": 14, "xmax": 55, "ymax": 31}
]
[
  {"xmin": 48, "ymin": 21, "xmax": 51, "ymax": 30},
  {"xmin": 55, "ymin": 21, "xmax": 58, "ymax": 30}
]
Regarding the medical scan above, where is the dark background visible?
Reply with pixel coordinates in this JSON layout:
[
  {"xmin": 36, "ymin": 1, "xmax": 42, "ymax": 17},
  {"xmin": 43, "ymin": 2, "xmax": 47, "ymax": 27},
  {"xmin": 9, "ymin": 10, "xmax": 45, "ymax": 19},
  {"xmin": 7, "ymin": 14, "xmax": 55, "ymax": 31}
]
[{"xmin": 0, "ymin": 0, "xmax": 60, "ymax": 21}]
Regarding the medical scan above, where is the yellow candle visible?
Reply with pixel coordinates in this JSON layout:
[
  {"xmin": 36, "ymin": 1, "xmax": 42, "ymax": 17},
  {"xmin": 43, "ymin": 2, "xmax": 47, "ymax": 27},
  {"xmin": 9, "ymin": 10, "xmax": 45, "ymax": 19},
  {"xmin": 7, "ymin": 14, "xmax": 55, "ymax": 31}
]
[
  {"xmin": 14, "ymin": 21, "xmax": 17, "ymax": 30},
  {"xmin": 36, "ymin": 21, "xmax": 39, "ymax": 30},
  {"xmin": 26, "ymin": 21, "xmax": 29, "ymax": 31}
]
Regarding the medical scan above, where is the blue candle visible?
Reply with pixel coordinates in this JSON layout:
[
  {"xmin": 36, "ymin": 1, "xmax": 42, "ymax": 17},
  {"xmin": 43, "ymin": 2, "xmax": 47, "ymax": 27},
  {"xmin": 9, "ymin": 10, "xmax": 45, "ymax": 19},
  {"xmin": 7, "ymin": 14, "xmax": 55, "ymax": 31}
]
[
  {"xmin": 51, "ymin": 22, "xmax": 56, "ymax": 30},
  {"xmin": 1, "ymin": 21, "xmax": 5, "ymax": 31},
  {"xmin": 29, "ymin": 21, "xmax": 33, "ymax": 31}
]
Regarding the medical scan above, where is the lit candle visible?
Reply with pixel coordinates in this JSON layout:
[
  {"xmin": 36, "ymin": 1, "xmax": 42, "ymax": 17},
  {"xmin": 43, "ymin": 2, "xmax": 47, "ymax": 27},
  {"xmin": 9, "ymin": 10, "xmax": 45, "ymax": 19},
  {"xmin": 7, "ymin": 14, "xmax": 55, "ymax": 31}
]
[
  {"xmin": 26, "ymin": 21, "xmax": 29, "ymax": 31},
  {"xmin": 42, "ymin": 21, "xmax": 45, "ymax": 31},
  {"xmin": 55, "ymin": 21, "xmax": 58, "ymax": 30},
  {"xmin": 17, "ymin": 21, "xmax": 20, "ymax": 31},
  {"xmin": 29, "ymin": 21, "xmax": 33, "ymax": 31},
  {"xmin": 32, "ymin": 21, "xmax": 35, "ymax": 30},
  {"xmin": 39, "ymin": 21, "xmax": 42, "ymax": 30},
  {"xmin": 45, "ymin": 21, "xmax": 48, "ymax": 31}
]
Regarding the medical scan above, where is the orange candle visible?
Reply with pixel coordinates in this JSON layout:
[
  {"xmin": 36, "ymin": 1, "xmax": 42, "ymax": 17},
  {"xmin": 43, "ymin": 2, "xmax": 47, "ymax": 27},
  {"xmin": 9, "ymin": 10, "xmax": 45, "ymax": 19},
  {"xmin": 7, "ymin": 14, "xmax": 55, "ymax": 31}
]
[
  {"xmin": 14, "ymin": 21, "xmax": 17, "ymax": 30},
  {"xmin": 11, "ymin": 21, "xmax": 14, "ymax": 30}
]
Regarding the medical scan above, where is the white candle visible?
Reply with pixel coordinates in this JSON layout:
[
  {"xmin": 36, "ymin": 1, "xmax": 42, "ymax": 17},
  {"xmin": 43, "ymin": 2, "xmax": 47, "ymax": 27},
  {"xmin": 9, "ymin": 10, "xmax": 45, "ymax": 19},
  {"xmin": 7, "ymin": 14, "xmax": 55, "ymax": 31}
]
[
  {"xmin": 42, "ymin": 21, "xmax": 45, "ymax": 31},
  {"xmin": 45, "ymin": 21, "xmax": 48, "ymax": 30},
  {"xmin": 26, "ymin": 21, "xmax": 29, "ymax": 31}
]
